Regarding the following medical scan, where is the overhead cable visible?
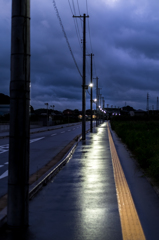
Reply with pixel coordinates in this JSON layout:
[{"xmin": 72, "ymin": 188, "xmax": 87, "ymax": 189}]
[
  {"xmin": 71, "ymin": 0, "xmax": 82, "ymax": 50},
  {"xmin": 53, "ymin": 0, "xmax": 82, "ymax": 78},
  {"xmin": 68, "ymin": 0, "xmax": 74, "ymax": 15},
  {"xmin": 85, "ymin": 0, "xmax": 97, "ymax": 76},
  {"xmin": 77, "ymin": 0, "xmax": 83, "ymax": 29}
]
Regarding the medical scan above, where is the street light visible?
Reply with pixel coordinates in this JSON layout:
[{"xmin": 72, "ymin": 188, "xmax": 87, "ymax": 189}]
[
  {"xmin": 89, "ymin": 83, "xmax": 93, "ymax": 88},
  {"xmin": 89, "ymin": 82, "xmax": 93, "ymax": 132}
]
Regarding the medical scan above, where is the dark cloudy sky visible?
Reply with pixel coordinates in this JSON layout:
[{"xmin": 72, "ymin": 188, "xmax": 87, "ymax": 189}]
[{"xmin": 1, "ymin": 0, "xmax": 159, "ymax": 111}]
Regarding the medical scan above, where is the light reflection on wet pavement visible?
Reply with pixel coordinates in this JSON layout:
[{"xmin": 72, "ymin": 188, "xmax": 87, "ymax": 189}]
[{"xmin": 0, "ymin": 122, "xmax": 122, "ymax": 240}]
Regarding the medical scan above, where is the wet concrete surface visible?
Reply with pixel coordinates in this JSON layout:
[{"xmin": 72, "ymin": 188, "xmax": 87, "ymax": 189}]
[{"xmin": 0, "ymin": 122, "xmax": 122, "ymax": 239}]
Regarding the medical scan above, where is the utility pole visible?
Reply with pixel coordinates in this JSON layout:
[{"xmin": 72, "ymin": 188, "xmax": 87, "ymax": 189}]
[
  {"xmin": 99, "ymin": 93, "xmax": 102, "ymax": 124},
  {"xmin": 102, "ymin": 97, "xmax": 105, "ymax": 122},
  {"xmin": 8, "ymin": 0, "xmax": 30, "ymax": 227},
  {"xmin": 88, "ymin": 53, "xmax": 94, "ymax": 132},
  {"xmin": 102, "ymin": 97, "xmax": 104, "ymax": 109},
  {"xmin": 95, "ymin": 77, "xmax": 99, "ymax": 127},
  {"xmin": 73, "ymin": 14, "xmax": 89, "ymax": 140}
]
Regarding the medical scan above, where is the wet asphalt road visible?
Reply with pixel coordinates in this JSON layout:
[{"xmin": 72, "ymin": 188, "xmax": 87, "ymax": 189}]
[
  {"xmin": 0, "ymin": 122, "xmax": 91, "ymax": 198},
  {"xmin": 2, "ymin": 122, "xmax": 159, "ymax": 239},
  {"xmin": 0, "ymin": 122, "xmax": 122, "ymax": 239}
]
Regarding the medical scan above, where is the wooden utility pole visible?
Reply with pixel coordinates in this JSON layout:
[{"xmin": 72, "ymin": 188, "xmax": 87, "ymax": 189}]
[{"xmin": 8, "ymin": 0, "xmax": 30, "ymax": 227}]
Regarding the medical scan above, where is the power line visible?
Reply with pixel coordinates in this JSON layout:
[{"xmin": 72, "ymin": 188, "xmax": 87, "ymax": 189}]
[
  {"xmin": 53, "ymin": 0, "xmax": 82, "ymax": 77},
  {"xmin": 85, "ymin": 0, "xmax": 97, "ymax": 76},
  {"xmin": 72, "ymin": 0, "xmax": 82, "ymax": 50},
  {"xmin": 68, "ymin": 0, "xmax": 74, "ymax": 15},
  {"xmin": 68, "ymin": 0, "xmax": 82, "ymax": 51},
  {"xmin": 77, "ymin": 0, "xmax": 81, "ymax": 15},
  {"xmin": 77, "ymin": 0, "xmax": 83, "ymax": 29}
]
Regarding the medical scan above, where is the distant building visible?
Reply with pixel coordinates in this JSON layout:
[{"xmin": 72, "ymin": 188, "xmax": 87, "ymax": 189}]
[
  {"xmin": 134, "ymin": 109, "xmax": 146, "ymax": 116},
  {"xmin": 104, "ymin": 107, "xmax": 121, "ymax": 118},
  {"xmin": 63, "ymin": 109, "xmax": 73, "ymax": 115}
]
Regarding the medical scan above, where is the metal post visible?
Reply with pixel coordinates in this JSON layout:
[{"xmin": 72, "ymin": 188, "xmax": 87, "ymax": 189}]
[{"xmin": 8, "ymin": 0, "xmax": 30, "ymax": 227}]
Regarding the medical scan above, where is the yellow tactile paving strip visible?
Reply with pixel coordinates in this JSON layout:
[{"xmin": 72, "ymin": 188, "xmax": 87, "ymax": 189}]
[{"xmin": 108, "ymin": 125, "xmax": 146, "ymax": 240}]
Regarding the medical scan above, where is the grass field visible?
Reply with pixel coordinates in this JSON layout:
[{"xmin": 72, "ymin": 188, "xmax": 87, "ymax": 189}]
[{"xmin": 111, "ymin": 118, "xmax": 159, "ymax": 185}]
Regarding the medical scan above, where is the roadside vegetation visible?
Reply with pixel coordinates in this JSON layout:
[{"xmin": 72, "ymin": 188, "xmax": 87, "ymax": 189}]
[{"xmin": 111, "ymin": 116, "xmax": 159, "ymax": 185}]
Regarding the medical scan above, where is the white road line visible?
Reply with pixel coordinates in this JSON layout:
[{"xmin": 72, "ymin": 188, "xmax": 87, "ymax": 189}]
[
  {"xmin": 0, "ymin": 144, "xmax": 9, "ymax": 154},
  {"xmin": 30, "ymin": 137, "xmax": 45, "ymax": 143},
  {"xmin": 0, "ymin": 149, "xmax": 8, "ymax": 154},
  {"xmin": 0, "ymin": 137, "xmax": 45, "ymax": 155},
  {"xmin": 4, "ymin": 162, "xmax": 8, "ymax": 165},
  {"xmin": 0, "ymin": 137, "xmax": 45, "ymax": 180},
  {"xmin": 61, "ymin": 131, "xmax": 65, "ymax": 133},
  {"xmin": 0, "ymin": 170, "xmax": 8, "ymax": 179},
  {"xmin": 51, "ymin": 133, "xmax": 57, "ymax": 136}
]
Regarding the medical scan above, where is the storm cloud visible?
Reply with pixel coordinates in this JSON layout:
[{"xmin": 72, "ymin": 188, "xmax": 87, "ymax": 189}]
[{"xmin": 1, "ymin": 0, "xmax": 159, "ymax": 111}]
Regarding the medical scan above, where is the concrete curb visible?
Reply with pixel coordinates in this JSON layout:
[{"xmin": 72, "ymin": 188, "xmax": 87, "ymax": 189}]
[{"xmin": 29, "ymin": 135, "xmax": 82, "ymax": 200}]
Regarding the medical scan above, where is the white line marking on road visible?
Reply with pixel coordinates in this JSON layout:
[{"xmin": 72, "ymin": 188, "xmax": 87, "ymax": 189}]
[
  {"xmin": 61, "ymin": 131, "xmax": 65, "ymax": 133},
  {"xmin": 0, "ymin": 144, "xmax": 9, "ymax": 154},
  {"xmin": 0, "ymin": 137, "xmax": 45, "ymax": 155},
  {"xmin": 73, "ymin": 128, "xmax": 75, "ymax": 130},
  {"xmin": 30, "ymin": 137, "xmax": 45, "ymax": 143},
  {"xmin": 0, "ymin": 170, "xmax": 8, "ymax": 179},
  {"xmin": 51, "ymin": 133, "xmax": 57, "ymax": 136},
  {"xmin": 0, "ymin": 137, "xmax": 45, "ymax": 180}
]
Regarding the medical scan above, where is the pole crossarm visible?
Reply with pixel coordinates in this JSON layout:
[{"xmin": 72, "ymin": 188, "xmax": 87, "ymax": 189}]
[
  {"xmin": 87, "ymin": 54, "xmax": 94, "ymax": 57},
  {"xmin": 73, "ymin": 15, "xmax": 89, "ymax": 18}
]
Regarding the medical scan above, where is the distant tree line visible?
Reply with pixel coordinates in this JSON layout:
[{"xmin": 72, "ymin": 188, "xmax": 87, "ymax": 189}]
[{"xmin": 0, "ymin": 93, "xmax": 10, "ymax": 104}]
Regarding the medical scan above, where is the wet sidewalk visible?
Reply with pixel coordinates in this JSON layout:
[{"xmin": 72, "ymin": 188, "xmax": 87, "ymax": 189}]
[{"xmin": 0, "ymin": 122, "xmax": 123, "ymax": 239}]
